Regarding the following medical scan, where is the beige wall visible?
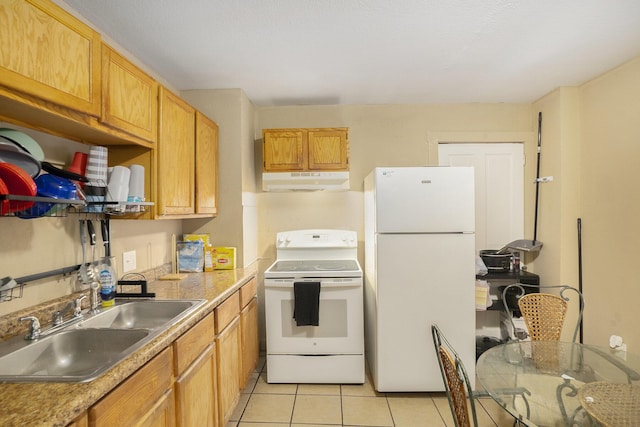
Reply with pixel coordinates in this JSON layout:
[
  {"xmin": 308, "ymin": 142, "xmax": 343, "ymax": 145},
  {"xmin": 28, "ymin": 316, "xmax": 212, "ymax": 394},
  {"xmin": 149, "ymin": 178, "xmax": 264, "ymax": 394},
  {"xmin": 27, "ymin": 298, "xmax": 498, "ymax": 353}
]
[
  {"xmin": 578, "ymin": 57, "xmax": 640, "ymax": 350},
  {"xmin": 531, "ymin": 56, "xmax": 640, "ymax": 349},
  {"xmin": 181, "ymin": 89, "xmax": 258, "ymax": 267},
  {"xmin": 532, "ymin": 88, "xmax": 583, "ymax": 341}
]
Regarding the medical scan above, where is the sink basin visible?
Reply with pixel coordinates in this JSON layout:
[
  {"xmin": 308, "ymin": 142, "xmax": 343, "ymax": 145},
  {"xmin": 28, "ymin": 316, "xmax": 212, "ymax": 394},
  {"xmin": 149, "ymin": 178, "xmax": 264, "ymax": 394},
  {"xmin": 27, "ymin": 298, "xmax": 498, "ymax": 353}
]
[
  {"xmin": 76, "ymin": 299, "xmax": 204, "ymax": 330},
  {"xmin": 0, "ymin": 299, "xmax": 206, "ymax": 382},
  {"xmin": 0, "ymin": 329, "xmax": 150, "ymax": 382}
]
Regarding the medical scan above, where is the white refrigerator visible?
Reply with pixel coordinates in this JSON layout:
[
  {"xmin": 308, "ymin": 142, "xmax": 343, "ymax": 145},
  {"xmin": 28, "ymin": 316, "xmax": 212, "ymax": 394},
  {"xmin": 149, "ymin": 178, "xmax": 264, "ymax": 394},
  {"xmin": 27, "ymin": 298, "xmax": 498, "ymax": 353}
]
[{"xmin": 363, "ymin": 166, "xmax": 476, "ymax": 392}]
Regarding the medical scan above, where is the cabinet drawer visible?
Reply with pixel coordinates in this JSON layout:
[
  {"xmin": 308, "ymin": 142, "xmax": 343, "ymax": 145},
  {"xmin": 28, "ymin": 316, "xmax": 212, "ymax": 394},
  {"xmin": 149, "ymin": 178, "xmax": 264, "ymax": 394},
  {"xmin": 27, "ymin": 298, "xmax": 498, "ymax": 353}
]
[
  {"xmin": 215, "ymin": 291, "xmax": 239, "ymax": 334},
  {"xmin": 89, "ymin": 347, "xmax": 173, "ymax": 426},
  {"xmin": 240, "ymin": 278, "xmax": 257, "ymax": 308},
  {"xmin": 173, "ymin": 313, "xmax": 215, "ymax": 375}
]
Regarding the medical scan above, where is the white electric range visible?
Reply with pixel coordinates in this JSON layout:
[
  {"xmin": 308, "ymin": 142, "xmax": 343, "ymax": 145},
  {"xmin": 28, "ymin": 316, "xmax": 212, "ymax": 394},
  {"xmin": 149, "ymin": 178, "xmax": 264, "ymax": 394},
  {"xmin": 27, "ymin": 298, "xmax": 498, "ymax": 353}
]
[{"xmin": 264, "ymin": 229, "xmax": 364, "ymax": 384}]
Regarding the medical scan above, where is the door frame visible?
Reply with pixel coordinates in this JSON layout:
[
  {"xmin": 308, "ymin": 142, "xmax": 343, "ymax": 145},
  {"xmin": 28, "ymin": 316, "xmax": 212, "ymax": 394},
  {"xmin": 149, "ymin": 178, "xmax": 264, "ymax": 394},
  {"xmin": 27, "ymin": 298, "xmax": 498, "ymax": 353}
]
[{"xmin": 427, "ymin": 131, "xmax": 537, "ymax": 249}]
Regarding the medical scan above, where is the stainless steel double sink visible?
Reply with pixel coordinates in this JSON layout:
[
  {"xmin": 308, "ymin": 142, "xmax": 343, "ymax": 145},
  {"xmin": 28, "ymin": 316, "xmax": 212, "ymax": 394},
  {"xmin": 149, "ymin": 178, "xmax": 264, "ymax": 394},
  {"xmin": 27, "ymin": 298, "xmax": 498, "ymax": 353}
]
[{"xmin": 0, "ymin": 299, "xmax": 206, "ymax": 383}]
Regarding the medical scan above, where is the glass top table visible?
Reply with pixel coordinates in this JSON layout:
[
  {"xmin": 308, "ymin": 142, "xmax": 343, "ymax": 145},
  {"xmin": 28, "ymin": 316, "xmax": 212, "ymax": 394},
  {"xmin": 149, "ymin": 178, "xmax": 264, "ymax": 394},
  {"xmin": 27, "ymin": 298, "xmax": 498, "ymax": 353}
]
[{"xmin": 476, "ymin": 340, "xmax": 640, "ymax": 426}]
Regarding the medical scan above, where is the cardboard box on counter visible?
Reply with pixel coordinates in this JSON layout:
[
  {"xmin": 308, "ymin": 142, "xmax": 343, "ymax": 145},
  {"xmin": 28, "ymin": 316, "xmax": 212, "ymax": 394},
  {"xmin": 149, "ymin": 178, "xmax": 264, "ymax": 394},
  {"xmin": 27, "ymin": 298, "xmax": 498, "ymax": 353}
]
[
  {"xmin": 214, "ymin": 247, "xmax": 236, "ymax": 270},
  {"xmin": 183, "ymin": 233, "xmax": 211, "ymax": 245}
]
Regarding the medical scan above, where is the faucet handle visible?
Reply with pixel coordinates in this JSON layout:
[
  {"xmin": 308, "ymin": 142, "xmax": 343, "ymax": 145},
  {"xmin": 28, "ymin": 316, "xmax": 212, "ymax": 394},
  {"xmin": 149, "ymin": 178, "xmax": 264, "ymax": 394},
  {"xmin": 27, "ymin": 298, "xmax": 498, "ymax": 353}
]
[
  {"xmin": 19, "ymin": 316, "xmax": 41, "ymax": 340},
  {"xmin": 74, "ymin": 295, "xmax": 87, "ymax": 317}
]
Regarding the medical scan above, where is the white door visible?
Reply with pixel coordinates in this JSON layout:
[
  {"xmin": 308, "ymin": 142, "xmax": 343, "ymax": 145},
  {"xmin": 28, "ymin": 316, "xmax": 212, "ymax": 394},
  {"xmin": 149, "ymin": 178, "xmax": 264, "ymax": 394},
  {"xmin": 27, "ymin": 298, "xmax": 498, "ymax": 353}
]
[{"xmin": 439, "ymin": 143, "xmax": 524, "ymax": 252}]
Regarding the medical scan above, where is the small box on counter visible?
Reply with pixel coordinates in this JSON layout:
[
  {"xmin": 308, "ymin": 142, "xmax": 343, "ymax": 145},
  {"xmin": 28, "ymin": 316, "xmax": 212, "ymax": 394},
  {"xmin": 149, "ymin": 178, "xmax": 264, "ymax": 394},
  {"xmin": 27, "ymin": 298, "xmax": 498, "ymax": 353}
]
[
  {"xmin": 183, "ymin": 233, "xmax": 211, "ymax": 246},
  {"xmin": 213, "ymin": 247, "xmax": 236, "ymax": 270},
  {"xmin": 177, "ymin": 241, "xmax": 204, "ymax": 272}
]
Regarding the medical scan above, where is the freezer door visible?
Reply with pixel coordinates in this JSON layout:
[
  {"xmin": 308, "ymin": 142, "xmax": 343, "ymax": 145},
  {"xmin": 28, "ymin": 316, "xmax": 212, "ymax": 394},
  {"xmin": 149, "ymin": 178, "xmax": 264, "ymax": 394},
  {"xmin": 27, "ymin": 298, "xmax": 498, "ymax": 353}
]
[
  {"xmin": 370, "ymin": 167, "xmax": 475, "ymax": 233},
  {"xmin": 368, "ymin": 233, "xmax": 476, "ymax": 392}
]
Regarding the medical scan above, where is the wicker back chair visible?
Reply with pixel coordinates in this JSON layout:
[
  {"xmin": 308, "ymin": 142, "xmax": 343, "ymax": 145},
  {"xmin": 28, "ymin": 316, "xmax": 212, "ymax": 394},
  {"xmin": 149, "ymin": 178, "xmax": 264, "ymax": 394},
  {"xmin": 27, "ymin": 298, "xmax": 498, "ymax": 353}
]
[
  {"xmin": 432, "ymin": 324, "xmax": 478, "ymax": 427},
  {"xmin": 502, "ymin": 284, "xmax": 583, "ymax": 342},
  {"xmin": 578, "ymin": 381, "xmax": 640, "ymax": 426}
]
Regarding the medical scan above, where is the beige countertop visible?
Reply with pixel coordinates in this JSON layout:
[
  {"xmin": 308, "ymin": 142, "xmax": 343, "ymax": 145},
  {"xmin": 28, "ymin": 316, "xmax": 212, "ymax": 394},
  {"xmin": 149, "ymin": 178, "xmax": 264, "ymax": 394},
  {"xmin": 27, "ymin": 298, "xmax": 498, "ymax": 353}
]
[{"xmin": 0, "ymin": 265, "xmax": 257, "ymax": 427}]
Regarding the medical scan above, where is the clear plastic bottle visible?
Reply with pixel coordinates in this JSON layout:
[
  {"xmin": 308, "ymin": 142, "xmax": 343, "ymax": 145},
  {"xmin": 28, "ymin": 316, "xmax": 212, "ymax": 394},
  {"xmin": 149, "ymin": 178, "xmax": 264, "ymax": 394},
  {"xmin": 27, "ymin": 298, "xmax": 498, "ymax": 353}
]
[
  {"xmin": 99, "ymin": 256, "xmax": 117, "ymax": 307},
  {"xmin": 204, "ymin": 244, "xmax": 214, "ymax": 272}
]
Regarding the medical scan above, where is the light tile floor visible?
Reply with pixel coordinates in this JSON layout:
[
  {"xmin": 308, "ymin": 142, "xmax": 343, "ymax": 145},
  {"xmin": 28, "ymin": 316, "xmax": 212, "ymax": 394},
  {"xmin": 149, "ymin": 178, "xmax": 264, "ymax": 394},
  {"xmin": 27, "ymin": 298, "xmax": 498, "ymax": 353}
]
[{"xmin": 228, "ymin": 356, "xmax": 517, "ymax": 427}]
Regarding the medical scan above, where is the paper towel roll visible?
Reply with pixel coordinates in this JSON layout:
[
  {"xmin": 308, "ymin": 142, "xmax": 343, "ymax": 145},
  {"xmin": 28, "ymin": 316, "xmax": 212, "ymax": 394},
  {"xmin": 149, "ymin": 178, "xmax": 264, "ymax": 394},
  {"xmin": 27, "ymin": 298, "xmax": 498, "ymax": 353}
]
[{"xmin": 128, "ymin": 164, "xmax": 145, "ymax": 202}]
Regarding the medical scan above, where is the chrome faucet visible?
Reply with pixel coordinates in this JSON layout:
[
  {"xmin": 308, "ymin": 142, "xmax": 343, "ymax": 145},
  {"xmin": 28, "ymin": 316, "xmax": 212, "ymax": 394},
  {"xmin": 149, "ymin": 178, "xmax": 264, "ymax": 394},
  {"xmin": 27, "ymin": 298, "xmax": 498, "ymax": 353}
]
[
  {"xmin": 89, "ymin": 285, "xmax": 101, "ymax": 314},
  {"xmin": 19, "ymin": 296, "xmax": 88, "ymax": 340},
  {"xmin": 52, "ymin": 295, "xmax": 86, "ymax": 326},
  {"xmin": 19, "ymin": 316, "xmax": 41, "ymax": 340}
]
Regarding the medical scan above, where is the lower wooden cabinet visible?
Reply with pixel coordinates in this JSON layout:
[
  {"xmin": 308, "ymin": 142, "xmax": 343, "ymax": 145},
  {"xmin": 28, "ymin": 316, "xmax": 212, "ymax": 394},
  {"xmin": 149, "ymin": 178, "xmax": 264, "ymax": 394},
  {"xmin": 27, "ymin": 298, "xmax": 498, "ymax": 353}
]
[
  {"xmin": 84, "ymin": 280, "xmax": 258, "ymax": 427},
  {"xmin": 241, "ymin": 298, "xmax": 259, "ymax": 388},
  {"xmin": 136, "ymin": 389, "xmax": 175, "ymax": 427},
  {"xmin": 173, "ymin": 312, "xmax": 217, "ymax": 427},
  {"xmin": 215, "ymin": 292, "xmax": 242, "ymax": 427},
  {"xmin": 89, "ymin": 347, "xmax": 174, "ymax": 426},
  {"xmin": 174, "ymin": 344, "xmax": 217, "ymax": 427},
  {"xmin": 66, "ymin": 412, "xmax": 88, "ymax": 427}
]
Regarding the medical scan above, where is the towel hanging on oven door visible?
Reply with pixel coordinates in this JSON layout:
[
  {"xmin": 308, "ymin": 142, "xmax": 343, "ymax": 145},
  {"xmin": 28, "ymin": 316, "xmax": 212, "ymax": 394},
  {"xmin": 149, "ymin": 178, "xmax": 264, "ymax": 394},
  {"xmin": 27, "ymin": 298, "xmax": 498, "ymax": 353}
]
[{"xmin": 293, "ymin": 281, "xmax": 320, "ymax": 326}]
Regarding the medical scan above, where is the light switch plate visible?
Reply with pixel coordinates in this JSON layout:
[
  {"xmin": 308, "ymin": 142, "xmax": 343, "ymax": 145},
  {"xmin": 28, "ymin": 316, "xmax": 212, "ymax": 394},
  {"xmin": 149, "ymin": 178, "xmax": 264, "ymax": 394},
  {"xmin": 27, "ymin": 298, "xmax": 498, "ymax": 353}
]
[{"xmin": 123, "ymin": 250, "xmax": 136, "ymax": 273}]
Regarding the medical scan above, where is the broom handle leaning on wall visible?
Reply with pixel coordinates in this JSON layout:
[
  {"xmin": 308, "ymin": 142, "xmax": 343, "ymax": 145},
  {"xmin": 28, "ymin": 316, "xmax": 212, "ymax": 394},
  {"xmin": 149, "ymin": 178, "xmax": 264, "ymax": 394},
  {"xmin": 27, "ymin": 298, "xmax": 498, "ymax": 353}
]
[
  {"xmin": 533, "ymin": 112, "xmax": 542, "ymax": 243},
  {"xmin": 577, "ymin": 218, "xmax": 584, "ymax": 343}
]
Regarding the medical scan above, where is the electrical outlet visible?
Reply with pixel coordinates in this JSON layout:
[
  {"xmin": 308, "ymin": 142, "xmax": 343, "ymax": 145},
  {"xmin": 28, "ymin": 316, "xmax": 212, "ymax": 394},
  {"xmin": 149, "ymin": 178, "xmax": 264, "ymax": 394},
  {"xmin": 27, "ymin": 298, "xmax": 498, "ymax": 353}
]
[{"xmin": 123, "ymin": 250, "xmax": 137, "ymax": 273}]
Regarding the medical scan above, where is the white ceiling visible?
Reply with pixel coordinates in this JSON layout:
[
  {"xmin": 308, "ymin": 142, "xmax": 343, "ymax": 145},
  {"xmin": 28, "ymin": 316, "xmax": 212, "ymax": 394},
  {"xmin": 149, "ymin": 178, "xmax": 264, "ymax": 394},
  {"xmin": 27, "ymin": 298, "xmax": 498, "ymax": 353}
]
[{"xmin": 62, "ymin": 0, "xmax": 640, "ymax": 107}]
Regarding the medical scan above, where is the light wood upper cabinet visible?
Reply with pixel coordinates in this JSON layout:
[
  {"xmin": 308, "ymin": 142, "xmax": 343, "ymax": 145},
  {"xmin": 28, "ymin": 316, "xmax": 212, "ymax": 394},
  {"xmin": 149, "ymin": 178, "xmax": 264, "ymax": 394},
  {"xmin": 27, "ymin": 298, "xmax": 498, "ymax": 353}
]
[
  {"xmin": 307, "ymin": 129, "xmax": 349, "ymax": 170},
  {"xmin": 101, "ymin": 44, "xmax": 158, "ymax": 143},
  {"xmin": 263, "ymin": 127, "xmax": 349, "ymax": 172},
  {"xmin": 0, "ymin": 0, "xmax": 101, "ymax": 116},
  {"xmin": 195, "ymin": 111, "xmax": 219, "ymax": 215},
  {"xmin": 262, "ymin": 129, "xmax": 305, "ymax": 171},
  {"xmin": 157, "ymin": 86, "xmax": 196, "ymax": 216}
]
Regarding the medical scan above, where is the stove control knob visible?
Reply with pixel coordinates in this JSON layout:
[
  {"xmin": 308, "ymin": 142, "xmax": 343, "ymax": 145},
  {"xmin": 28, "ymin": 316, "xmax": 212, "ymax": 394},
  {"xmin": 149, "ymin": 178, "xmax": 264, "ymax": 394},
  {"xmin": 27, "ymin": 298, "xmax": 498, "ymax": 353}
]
[{"xmin": 277, "ymin": 237, "xmax": 290, "ymax": 247}]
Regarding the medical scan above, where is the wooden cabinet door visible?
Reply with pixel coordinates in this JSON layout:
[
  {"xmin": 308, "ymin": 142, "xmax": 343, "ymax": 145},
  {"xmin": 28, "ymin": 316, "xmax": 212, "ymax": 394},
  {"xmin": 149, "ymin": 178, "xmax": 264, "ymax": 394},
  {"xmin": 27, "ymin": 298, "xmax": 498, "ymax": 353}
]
[
  {"xmin": 307, "ymin": 129, "xmax": 349, "ymax": 170},
  {"xmin": 158, "ymin": 86, "xmax": 195, "ymax": 216},
  {"xmin": 195, "ymin": 111, "xmax": 219, "ymax": 215},
  {"xmin": 240, "ymin": 297, "xmax": 259, "ymax": 388},
  {"xmin": 263, "ymin": 129, "xmax": 306, "ymax": 171},
  {"xmin": 66, "ymin": 412, "xmax": 88, "ymax": 427},
  {"xmin": 101, "ymin": 44, "xmax": 158, "ymax": 143},
  {"xmin": 175, "ymin": 344, "xmax": 218, "ymax": 427},
  {"xmin": 89, "ymin": 347, "xmax": 173, "ymax": 426},
  {"xmin": 0, "ymin": 0, "xmax": 101, "ymax": 115},
  {"xmin": 215, "ymin": 317, "xmax": 241, "ymax": 426},
  {"xmin": 136, "ymin": 389, "xmax": 176, "ymax": 427}
]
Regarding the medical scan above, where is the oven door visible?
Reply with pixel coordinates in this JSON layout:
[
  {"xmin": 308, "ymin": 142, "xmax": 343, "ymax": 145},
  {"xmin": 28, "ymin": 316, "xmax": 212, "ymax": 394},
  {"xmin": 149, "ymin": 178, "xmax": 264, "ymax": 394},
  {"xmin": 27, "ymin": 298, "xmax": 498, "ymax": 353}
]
[{"xmin": 265, "ymin": 277, "xmax": 363, "ymax": 355}]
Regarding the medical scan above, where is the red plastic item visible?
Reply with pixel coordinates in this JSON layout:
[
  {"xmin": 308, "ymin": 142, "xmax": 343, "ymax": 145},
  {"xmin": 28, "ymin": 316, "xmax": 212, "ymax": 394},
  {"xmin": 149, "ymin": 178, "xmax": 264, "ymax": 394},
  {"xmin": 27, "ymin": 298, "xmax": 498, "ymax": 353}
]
[
  {"xmin": 0, "ymin": 163, "xmax": 37, "ymax": 213},
  {"xmin": 0, "ymin": 177, "xmax": 9, "ymax": 214}
]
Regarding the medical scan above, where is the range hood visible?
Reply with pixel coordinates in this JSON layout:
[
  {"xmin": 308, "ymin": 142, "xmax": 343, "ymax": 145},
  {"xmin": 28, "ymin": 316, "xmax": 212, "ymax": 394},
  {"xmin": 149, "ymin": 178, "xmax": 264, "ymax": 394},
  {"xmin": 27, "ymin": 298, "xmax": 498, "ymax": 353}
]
[{"xmin": 262, "ymin": 171, "xmax": 350, "ymax": 191}]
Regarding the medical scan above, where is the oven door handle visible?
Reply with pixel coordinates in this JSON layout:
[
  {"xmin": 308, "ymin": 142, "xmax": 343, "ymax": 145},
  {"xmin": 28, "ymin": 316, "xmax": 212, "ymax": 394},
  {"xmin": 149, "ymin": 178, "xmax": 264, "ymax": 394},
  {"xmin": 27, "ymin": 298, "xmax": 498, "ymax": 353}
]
[{"xmin": 265, "ymin": 281, "xmax": 361, "ymax": 289}]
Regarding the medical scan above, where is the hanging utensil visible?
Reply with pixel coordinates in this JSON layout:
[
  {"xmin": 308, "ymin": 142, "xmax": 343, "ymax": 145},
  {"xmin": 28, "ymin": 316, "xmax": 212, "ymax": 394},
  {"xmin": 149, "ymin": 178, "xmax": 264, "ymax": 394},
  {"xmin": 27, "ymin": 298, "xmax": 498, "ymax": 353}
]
[
  {"xmin": 87, "ymin": 220, "xmax": 99, "ymax": 283},
  {"xmin": 100, "ymin": 217, "xmax": 111, "ymax": 257},
  {"xmin": 77, "ymin": 219, "xmax": 94, "ymax": 288}
]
